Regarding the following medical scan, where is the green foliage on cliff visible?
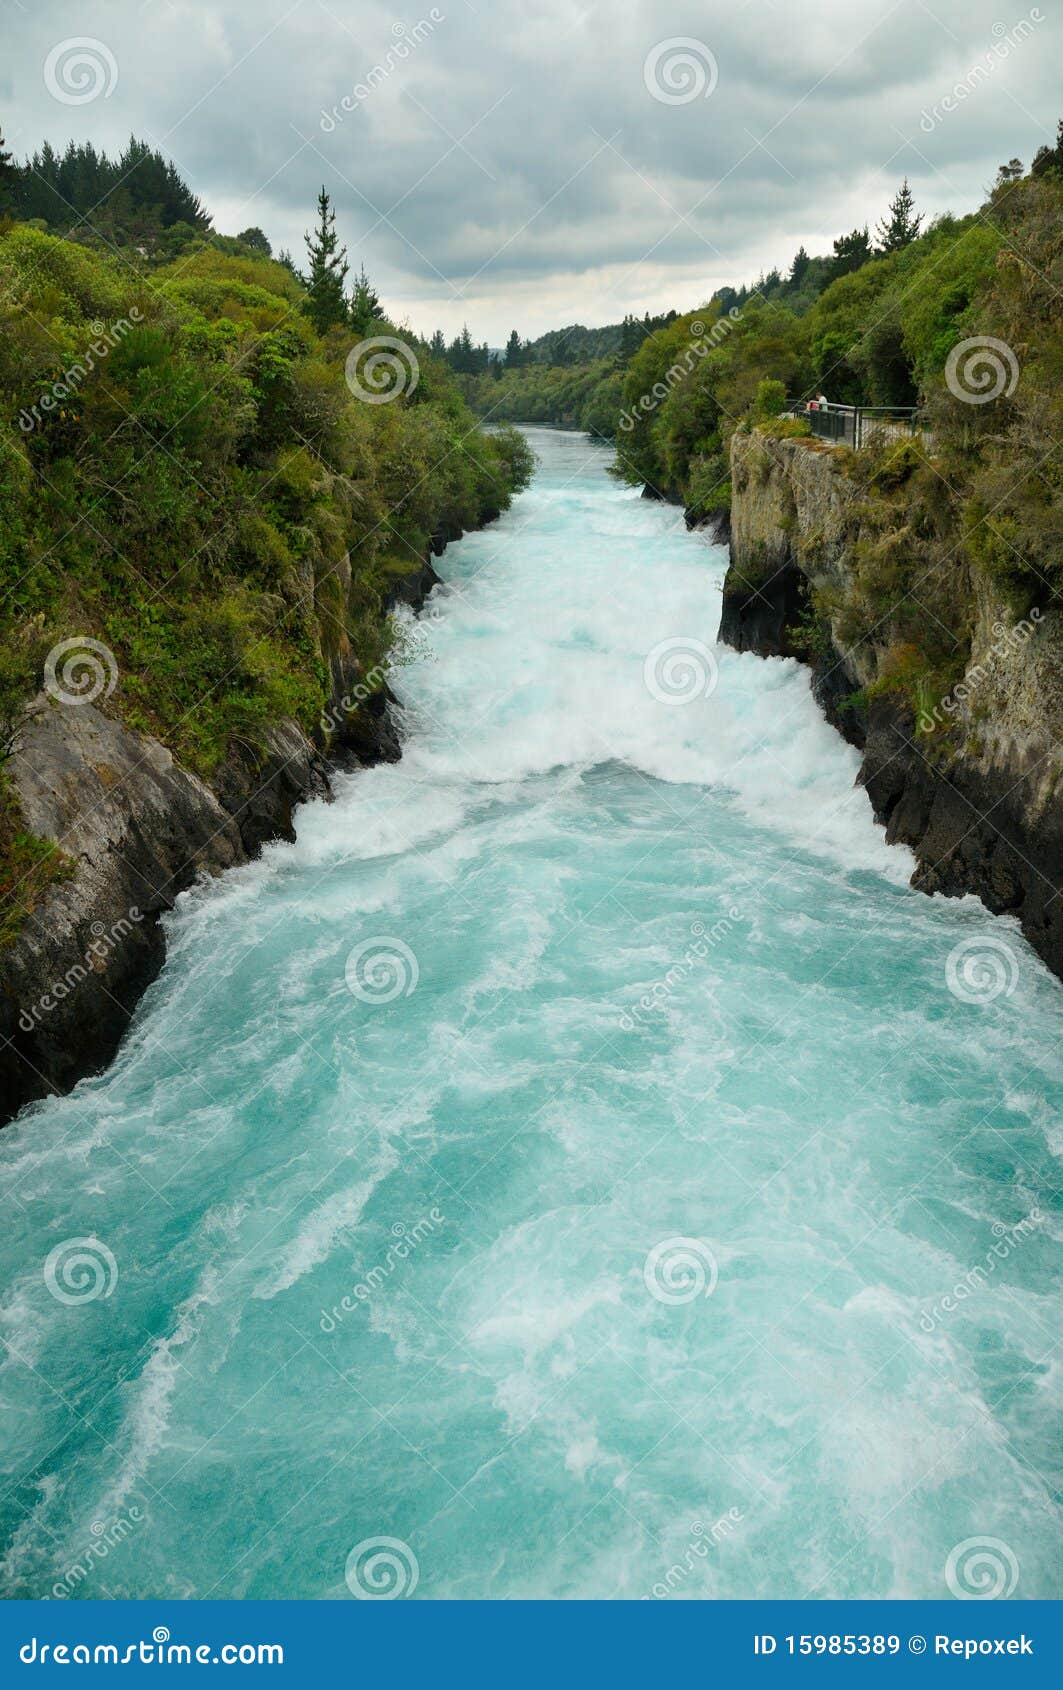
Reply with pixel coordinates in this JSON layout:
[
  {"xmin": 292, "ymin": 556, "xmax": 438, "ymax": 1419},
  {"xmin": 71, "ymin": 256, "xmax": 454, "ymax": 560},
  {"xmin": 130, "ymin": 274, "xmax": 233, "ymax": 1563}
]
[
  {"xmin": 0, "ymin": 220, "xmax": 533, "ymax": 903},
  {"xmin": 468, "ymin": 139, "xmax": 1059, "ymax": 611}
]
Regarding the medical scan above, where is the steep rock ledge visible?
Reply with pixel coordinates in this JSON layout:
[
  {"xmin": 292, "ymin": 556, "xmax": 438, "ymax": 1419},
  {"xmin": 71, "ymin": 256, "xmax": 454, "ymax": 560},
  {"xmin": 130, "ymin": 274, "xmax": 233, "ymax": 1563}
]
[
  {"xmin": 719, "ymin": 431, "xmax": 1063, "ymax": 979},
  {"xmin": 0, "ymin": 558, "xmax": 441, "ymax": 1126}
]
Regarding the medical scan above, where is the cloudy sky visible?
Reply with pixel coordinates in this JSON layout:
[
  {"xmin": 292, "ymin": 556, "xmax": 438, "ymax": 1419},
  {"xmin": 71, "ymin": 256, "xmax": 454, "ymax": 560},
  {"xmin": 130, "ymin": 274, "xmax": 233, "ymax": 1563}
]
[{"xmin": 2, "ymin": 0, "xmax": 1058, "ymax": 341}]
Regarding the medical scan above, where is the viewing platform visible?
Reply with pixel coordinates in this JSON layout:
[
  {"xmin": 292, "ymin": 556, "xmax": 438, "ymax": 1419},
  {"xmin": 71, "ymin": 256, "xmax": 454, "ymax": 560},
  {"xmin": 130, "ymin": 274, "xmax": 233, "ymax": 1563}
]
[{"xmin": 789, "ymin": 403, "xmax": 926, "ymax": 449}]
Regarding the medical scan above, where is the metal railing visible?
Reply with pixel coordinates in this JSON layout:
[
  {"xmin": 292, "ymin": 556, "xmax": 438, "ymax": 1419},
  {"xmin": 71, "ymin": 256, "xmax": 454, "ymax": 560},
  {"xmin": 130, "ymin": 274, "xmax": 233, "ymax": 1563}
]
[{"xmin": 790, "ymin": 404, "xmax": 924, "ymax": 450}]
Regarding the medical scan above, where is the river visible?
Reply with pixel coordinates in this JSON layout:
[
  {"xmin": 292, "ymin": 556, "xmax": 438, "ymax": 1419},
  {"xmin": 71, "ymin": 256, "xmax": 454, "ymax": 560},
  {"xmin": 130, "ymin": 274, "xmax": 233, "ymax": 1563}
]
[{"xmin": 1, "ymin": 427, "xmax": 1059, "ymax": 1600}]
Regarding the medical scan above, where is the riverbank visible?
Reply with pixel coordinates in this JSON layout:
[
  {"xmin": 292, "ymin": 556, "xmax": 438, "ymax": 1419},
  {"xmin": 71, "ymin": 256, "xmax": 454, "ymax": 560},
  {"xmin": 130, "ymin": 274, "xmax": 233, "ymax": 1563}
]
[
  {"xmin": 0, "ymin": 556, "xmax": 447, "ymax": 1125},
  {"xmin": 0, "ymin": 218, "xmax": 534, "ymax": 1125},
  {"xmin": 718, "ymin": 428, "xmax": 1063, "ymax": 980}
]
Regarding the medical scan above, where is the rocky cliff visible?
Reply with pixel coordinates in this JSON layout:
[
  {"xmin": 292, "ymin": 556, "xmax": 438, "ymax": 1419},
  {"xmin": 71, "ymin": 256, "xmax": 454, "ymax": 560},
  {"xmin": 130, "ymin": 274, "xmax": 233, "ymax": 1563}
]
[
  {"xmin": 0, "ymin": 560, "xmax": 440, "ymax": 1125},
  {"xmin": 719, "ymin": 429, "xmax": 1063, "ymax": 978}
]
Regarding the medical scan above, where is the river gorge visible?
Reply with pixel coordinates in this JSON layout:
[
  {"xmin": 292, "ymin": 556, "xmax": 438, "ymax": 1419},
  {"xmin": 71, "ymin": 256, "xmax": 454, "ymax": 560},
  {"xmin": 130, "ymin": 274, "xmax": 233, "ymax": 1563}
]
[{"xmin": 1, "ymin": 428, "xmax": 1060, "ymax": 1601}]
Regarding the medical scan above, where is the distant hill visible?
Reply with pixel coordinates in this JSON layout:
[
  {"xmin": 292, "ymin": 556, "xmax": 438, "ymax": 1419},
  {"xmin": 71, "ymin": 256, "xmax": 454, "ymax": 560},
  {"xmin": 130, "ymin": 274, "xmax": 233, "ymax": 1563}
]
[{"xmin": 526, "ymin": 313, "xmax": 678, "ymax": 365}]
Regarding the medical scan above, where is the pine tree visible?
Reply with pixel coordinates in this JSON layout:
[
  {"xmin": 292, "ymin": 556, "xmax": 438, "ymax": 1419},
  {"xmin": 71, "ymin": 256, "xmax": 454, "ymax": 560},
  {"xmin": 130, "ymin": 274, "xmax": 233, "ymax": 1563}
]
[
  {"xmin": 303, "ymin": 187, "xmax": 349, "ymax": 335},
  {"xmin": 876, "ymin": 179, "xmax": 922, "ymax": 253},
  {"xmin": 0, "ymin": 125, "xmax": 17, "ymax": 213},
  {"xmin": 504, "ymin": 328, "xmax": 524, "ymax": 369},
  {"xmin": 829, "ymin": 226, "xmax": 873, "ymax": 281},
  {"xmin": 349, "ymin": 264, "xmax": 382, "ymax": 335},
  {"xmin": 428, "ymin": 329, "xmax": 447, "ymax": 360},
  {"xmin": 789, "ymin": 246, "xmax": 810, "ymax": 286},
  {"xmin": 619, "ymin": 315, "xmax": 642, "ymax": 359},
  {"xmin": 448, "ymin": 324, "xmax": 476, "ymax": 374},
  {"xmin": 1031, "ymin": 119, "xmax": 1063, "ymax": 177}
]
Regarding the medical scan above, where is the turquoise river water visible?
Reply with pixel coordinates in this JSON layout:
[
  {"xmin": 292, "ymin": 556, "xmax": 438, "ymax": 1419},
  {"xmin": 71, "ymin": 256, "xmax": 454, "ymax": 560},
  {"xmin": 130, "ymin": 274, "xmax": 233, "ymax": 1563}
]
[{"xmin": 1, "ymin": 428, "xmax": 1060, "ymax": 1600}]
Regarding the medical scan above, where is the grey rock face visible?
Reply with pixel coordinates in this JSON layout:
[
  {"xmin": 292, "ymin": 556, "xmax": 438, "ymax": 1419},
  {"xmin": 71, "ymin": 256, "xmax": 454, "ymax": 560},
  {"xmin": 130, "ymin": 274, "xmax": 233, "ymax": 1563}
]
[
  {"xmin": 0, "ymin": 699, "xmax": 323, "ymax": 1123},
  {"xmin": 721, "ymin": 431, "xmax": 1063, "ymax": 981}
]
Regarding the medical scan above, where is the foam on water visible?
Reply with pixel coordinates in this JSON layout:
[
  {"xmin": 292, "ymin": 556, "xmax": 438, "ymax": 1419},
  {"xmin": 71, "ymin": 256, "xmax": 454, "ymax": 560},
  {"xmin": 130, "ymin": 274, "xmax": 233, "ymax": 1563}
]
[{"xmin": 0, "ymin": 428, "xmax": 1060, "ymax": 1600}]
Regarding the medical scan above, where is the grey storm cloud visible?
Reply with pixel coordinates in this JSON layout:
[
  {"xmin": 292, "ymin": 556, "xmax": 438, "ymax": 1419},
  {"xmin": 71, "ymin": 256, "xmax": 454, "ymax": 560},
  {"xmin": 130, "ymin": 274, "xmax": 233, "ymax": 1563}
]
[{"xmin": 2, "ymin": 0, "xmax": 1059, "ymax": 338}]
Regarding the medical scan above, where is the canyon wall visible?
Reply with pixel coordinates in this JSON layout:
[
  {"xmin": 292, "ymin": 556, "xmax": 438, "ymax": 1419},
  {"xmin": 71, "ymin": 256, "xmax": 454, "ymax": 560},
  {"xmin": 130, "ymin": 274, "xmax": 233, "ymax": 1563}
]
[
  {"xmin": 0, "ymin": 560, "xmax": 440, "ymax": 1125},
  {"xmin": 720, "ymin": 430, "xmax": 1063, "ymax": 978}
]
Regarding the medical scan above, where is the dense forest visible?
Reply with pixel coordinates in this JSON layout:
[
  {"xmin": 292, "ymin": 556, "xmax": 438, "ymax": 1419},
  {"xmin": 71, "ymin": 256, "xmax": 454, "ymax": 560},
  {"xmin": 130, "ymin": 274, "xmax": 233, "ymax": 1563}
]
[{"xmin": 0, "ymin": 131, "xmax": 532, "ymax": 943}]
